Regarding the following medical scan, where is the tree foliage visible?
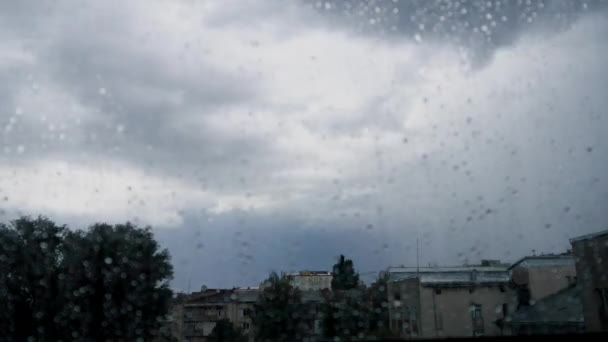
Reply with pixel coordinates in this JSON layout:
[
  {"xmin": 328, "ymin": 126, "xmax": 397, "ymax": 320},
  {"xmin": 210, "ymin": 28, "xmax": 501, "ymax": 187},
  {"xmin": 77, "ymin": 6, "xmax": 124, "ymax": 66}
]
[
  {"xmin": 331, "ymin": 254, "xmax": 360, "ymax": 290},
  {"xmin": 207, "ymin": 319, "xmax": 248, "ymax": 342},
  {"xmin": 365, "ymin": 272, "xmax": 392, "ymax": 338},
  {"xmin": 322, "ymin": 254, "xmax": 370, "ymax": 341},
  {"xmin": 321, "ymin": 289, "xmax": 369, "ymax": 341},
  {"xmin": 0, "ymin": 216, "xmax": 173, "ymax": 341},
  {"xmin": 253, "ymin": 272, "xmax": 306, "ymax": 342}
]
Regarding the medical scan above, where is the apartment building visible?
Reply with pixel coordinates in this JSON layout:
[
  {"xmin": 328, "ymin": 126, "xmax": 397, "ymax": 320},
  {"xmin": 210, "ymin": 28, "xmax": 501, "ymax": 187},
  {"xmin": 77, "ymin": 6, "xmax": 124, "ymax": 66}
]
[
  {"xmin": 260, "ymin": 271, "xmax": 332, "ymax": 291},
  {"xmin": 181, "ymin": 288, "xmax": 258, "ymax": 342},
  {"xmin": 571, "ymin": 229, "xmax": 608, "ymax": 332},
  {"xmin": 508, "ymin": 254, "xmax": 576, "ymax": 307},
  {"xmin": 386, "ymin": 265, "xmax": 516, "ymax": 339}
]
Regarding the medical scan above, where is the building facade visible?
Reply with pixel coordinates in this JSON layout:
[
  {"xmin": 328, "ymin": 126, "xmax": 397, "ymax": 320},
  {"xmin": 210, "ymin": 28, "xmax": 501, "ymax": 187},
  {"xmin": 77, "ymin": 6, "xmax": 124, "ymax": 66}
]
[
  {"xmin": 259, "ymin": 271, "xmax": 332, "ymax": 291},
  {"xmin": 181, "ymin": 288, "xmax": 258, "ymax": 342},
  {"xmin": 508, "ymin": 254, "xmax": 576, "ymax": 307},
  {"xmin": 571, "ymin": 229, "xmax": 608, "ymax": 332},
  {"xmin": 386, "ymin": 265, "xmax": 517, "ymax": 339},
  {"xmin": 504, "ymin": 284, "xmax": 584, "ymax": 335}
]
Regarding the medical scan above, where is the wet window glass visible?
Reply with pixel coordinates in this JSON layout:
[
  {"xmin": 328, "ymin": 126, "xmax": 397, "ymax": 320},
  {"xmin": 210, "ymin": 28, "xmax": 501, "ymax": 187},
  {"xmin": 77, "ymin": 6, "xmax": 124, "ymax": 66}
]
[{"xmin": 1, "ymin": 0, "xmax": 608, "ymax": 340}]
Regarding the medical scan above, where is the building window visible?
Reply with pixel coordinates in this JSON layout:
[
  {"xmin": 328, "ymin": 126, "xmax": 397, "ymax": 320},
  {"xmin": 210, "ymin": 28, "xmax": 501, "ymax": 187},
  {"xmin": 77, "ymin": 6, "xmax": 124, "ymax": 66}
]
[
  {"xmin": 242, "ymin": 322, "xmax": 250, "ymax": 330},
  {"xmin": 471, "ymin": 304, "xmax": 482, "ymax": 319},
  {"xmin": 436, "ymin": 313, "xmax": 443, "ymax": 331},
  {"xmin": 435, "ymin": 288, "xmax": 442, "ymax": 295},
  {"xmin": 597, "ymin": 288, "xmax": 608, "ymax": 325},
  {"xmin": 566, "ymin": 276, "xmax": 578, "ymax": 286},
  {"xmin": 241, "ymin": 308, "xmax": 251, "ymax": 317},
  {"xmin": 471, "ymin": 304, "xmax": 484, "ymax": 336},
  {"xmin": 394, "ymin": 292, "xmax": 401, "ymax": 301},
  {"xmin": 517, "ymin": 286, "xmax": 531, "ymax": 309}
]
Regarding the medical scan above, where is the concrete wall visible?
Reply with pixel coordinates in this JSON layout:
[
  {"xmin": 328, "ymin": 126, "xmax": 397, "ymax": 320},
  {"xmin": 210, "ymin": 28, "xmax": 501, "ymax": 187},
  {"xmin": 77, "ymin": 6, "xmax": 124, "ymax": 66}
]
[
  {"xmin": 527, "ymin": 266, "xmax": 576, "ymax": 302},
  {"xmin": 182, "ymin": 302, "xmax": 255, "ymax": 342},
  {"xmin": 418, "ymin": 285, "xmax": 516, "ymax": 338},
  {"xmin": 572, "ymin": 235, "xmax": 608, "ymax": 332},
  {"xmin": 388, "ymin": 279, "xmax": 516, "ymax": 339},
  {"xmin": 387, "ymin": 278, "xmax": 421, "ymax": 338},
  {"xmin": 291, "ymin": 275, "xmax": 332, "ymax": 291}
]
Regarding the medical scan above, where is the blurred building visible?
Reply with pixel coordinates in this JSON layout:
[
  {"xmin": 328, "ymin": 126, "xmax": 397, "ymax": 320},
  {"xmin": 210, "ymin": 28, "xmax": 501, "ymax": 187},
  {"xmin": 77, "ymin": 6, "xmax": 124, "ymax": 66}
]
[
  {"xmin": 153, "ymin": 293, "xmax": 190, "ymax": 342},
  {"xmin": 386, "ymin": 264, "xmax": 516, "ymax": 339},
  {"xmin": 175, "ymin": 286, "xmax": 325, "ymax": 342},
  {"xmin": 503, "ymin": 284, "xmax": 584, "ymax": 335},
  {"xmin": 508, "ymin": 254, "xmax": 576, "ymax": 307},
  {"xmin": 180, "ymin": 288, "xmax": 258, "ymax": 342},
  {"xmin": 571, "ymin": 229, "xmax": 608, "ymax": 332},
  {"xmin": 259, "ymin": 271, "xmax": 332, "ymax": 291}
]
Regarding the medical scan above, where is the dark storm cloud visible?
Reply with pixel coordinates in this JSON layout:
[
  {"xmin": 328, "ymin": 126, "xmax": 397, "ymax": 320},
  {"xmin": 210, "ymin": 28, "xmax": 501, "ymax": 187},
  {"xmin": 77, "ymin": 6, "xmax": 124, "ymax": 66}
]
[
  {"xmin": 307, "ymin": 0, "xmax": 608, "ymax": 65},
  {"xmin": 1, "ymin": 0, "xmax": 608, "ymax": 289}
]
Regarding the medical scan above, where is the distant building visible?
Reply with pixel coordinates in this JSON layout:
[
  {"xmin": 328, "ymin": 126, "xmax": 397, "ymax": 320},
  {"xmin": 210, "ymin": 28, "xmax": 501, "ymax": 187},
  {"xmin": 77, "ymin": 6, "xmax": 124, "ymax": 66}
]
[
  {"xmin": 503, "ymin": 284, "xmax": 584, "ymax": 335},
  {"xmin": 570, "ymin": 229, "xmax": 608, "ymax": 332},
  {"xmin": 260, "ymin": 271, "xmax": 332, "ymax": 291},
  {"xmin": 300, "ymin": 290, "xmax": 326, "ymax": 342},
  {"xmin": 177, "ymin": 286, "xmax": 325, "ymax": 342},
  {"xmin": 386, "ymin": 265, "xmax": 516, "ymax": 339},
  {"xmin": 508, "ymin": 254, "xmax": 576, "ymax": 307},
  {"xmin": 181, "ymin": 288, "xmax": 258, "ymax": 342},
  {"xmin": 153, "ymin": 293, "xmax": 190, "ymax": 342}
]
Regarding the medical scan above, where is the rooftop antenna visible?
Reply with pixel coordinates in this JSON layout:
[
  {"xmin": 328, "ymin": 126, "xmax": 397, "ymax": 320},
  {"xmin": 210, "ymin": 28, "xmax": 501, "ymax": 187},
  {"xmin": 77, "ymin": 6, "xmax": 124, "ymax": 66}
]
[{"xmin": 416, "ymin": 237, "xmax": 420, "ymax": 276}]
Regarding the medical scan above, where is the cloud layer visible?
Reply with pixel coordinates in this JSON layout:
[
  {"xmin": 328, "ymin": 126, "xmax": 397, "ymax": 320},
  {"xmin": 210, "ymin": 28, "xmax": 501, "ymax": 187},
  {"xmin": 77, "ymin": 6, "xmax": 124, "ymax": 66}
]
[{"xmin": 1, "ymin": 0, "xmax": 607, "ymax": 289}]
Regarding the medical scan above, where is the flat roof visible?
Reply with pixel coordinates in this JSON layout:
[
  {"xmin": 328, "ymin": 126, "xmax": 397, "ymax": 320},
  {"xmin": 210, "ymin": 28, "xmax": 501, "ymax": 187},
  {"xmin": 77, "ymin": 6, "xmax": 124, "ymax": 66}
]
[
  {"xmin": 570, "ymin": 229, "xmax": 608, "ymax": 243},
  {"xmin": 507, "ymin": 255, "xmax": 574, "ymax": 270},
  {"xmin": 387, "ymin": 266, "xmax": 508, "ymax": 273}
]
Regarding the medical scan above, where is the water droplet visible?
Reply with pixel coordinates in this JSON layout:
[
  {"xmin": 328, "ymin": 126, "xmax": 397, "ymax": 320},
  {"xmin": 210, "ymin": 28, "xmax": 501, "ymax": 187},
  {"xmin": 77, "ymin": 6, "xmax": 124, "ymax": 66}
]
[
  {"xmin": 104, "ymin": 257, "xmax": 113, "ymax": 265},
  {"xmin": 99, "ymin": 87, "xmax": 107, "ymax": 95}
]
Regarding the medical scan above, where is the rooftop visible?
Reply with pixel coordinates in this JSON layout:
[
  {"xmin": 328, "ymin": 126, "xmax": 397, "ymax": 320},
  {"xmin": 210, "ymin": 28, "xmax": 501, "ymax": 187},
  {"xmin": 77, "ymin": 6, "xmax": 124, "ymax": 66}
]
[
  {"xmin": 387, "ymin": 266, "xmax": 510, "ymax": 287},
  {"xmin": 387, "ymin": 265, "xmax": 508, "ymax": 274},
  {"xmin": 286, "ymin": 271, "xmax": 332, "ymax": 276},
  {"xmin": 507, "ymin": 255, "xmax": 574, "ymax": 270},
  {"xmin": 570, "ymin": 229, "xmax": 608, "ymax": 243},
  {"xmin": 184, "ymin": 288, "xmax": 260, "ymax": 305}
]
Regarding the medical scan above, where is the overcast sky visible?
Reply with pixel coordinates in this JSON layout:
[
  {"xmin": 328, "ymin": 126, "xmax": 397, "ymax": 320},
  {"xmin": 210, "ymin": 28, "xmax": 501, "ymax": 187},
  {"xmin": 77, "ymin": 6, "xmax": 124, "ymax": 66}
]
[{"xmin": 1, "ymin": 0, "xmax": 607, "ymax": 290}]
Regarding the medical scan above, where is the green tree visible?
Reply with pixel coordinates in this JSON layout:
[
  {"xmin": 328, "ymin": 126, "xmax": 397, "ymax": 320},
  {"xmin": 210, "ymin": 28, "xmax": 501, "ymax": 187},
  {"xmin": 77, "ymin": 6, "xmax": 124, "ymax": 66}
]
[
  {"xmin": 253, "ymin": 272, "xmax": 306, "ymax": 342},
  {"xmin": 365, "ymin": 272, "xmax": 391, "ymax": 338},
  {"xmin": 321, "ymin": 289, "xmax": 369, "ymax": 341},
  {"xmin": 0, "ymin": 217, "xmax": 174, "ymax": 341},
  {"xmin": 322, "ymin": 255, "xmax": 369, "ymax": 341},
  {"xmin": 0, "ymin": 216, "xmax": 67, "ymax": 341},
  {"xmin": 331, "ymin": 255, "xmax": 360, "ymax": 290},
  {"xmin": 62, "ymin": 222, "xmax": 174, "ymax": 340},
  {"xmin": 207, "ymin": 319, "xmax": 248, "ymax": 342}
]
